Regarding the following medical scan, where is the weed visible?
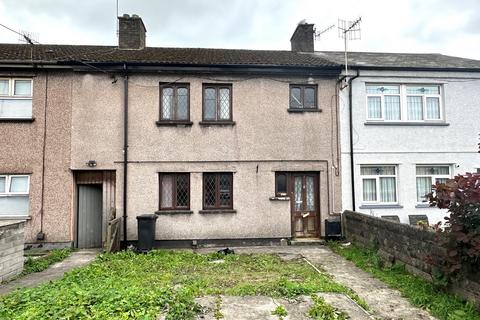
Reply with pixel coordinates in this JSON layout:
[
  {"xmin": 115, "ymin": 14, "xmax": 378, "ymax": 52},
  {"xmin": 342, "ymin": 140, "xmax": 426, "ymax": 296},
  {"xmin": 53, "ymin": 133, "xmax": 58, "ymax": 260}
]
[
  {"xmin": 328, "ymin": 242, "xmax": 480, "ymax": 320},
  {"xmin": 271, "ymin": 305, "xmax": 288, "ymax": 319},
  {"xmin": 0, "ymin": 250, "xmax": 360, "ymax": 320},
  {"xmin": 22, "ymin": 248, "xmax": 72, "ymax": 275},
  {"xmin": 308, "ymin": 295, "xmax": 348, "ymax": 320}
]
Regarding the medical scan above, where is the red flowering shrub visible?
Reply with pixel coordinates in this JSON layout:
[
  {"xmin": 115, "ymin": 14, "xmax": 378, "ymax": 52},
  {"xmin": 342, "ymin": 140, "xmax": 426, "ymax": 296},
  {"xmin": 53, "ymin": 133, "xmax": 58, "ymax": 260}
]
[{"xmin": 428, "ymin": 173, "xmax": 480, "ymax": 277}]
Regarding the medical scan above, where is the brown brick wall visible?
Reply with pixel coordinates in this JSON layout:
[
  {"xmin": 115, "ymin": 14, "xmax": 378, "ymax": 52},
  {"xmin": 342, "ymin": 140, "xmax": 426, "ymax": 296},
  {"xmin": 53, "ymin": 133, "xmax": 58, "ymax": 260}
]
[{"xmin": 343, "ymin": 210, "xmax": 480, "ymax": 309}]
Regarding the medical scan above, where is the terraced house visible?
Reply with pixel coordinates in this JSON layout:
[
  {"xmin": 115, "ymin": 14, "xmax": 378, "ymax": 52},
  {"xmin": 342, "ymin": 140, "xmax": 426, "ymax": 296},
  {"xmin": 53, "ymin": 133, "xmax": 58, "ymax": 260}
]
[
  {"xmin": 0, "ymin": 16, "xmax": 344, "ymax": 248},
  {"xmin": 319, "ymin": 51, "xmax": 480, "ymax": 225}
]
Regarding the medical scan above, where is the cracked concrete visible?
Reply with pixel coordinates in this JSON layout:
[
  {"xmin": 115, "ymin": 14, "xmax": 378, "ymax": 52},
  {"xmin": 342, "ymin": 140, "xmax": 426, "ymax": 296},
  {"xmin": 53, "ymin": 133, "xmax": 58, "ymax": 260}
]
[{"xmin": 0, "ymin": 249, "xmax": 99, "ymax": 296}]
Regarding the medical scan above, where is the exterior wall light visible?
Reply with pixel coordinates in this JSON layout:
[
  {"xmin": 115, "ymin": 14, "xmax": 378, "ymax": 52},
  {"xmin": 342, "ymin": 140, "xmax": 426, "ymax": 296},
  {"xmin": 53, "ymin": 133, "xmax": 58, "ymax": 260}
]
[{"xmin": 86, "ymin": 160, "xmax": 97, "ymax": 167}]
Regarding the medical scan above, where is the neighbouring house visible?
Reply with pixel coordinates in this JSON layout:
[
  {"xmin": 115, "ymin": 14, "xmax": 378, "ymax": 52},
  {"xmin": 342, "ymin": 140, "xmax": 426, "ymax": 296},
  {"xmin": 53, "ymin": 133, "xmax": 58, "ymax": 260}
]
[
  {"xmin": 317, "ymin": 51, "xmax": 480, "ymax": 225},
  {"xmin": 0, "ymin": 16, "xmax": 344, "ymax": 248}
]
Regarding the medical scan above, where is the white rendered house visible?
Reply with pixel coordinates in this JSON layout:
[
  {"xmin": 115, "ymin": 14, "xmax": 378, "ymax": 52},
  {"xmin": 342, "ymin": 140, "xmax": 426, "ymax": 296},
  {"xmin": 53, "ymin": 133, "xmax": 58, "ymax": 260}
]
[{"xmin": 319, "ymin": 52, "xmax": 480, "ymax": 225}]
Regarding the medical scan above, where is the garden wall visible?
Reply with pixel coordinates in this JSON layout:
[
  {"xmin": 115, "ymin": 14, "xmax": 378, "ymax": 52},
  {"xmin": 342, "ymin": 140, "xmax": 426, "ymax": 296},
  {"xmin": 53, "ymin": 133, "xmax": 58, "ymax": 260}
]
[
  {"xmin": 342, "ymin": 210, "xmax": 480, "ymax": 308},
  {"xmin": 0, "ymin": 221, "xmax": 25, "ymax": 282}
]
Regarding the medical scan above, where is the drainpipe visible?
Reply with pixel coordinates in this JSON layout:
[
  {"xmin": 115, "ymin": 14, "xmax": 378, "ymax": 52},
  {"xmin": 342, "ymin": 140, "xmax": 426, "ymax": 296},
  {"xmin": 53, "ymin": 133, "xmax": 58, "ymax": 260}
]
[
  {"xmin": 348, "ymin": 70, "xmax": 360, "ymax": 211},
  {"xmin": 37, "ymin": 71, "xmax": 49, "ymax": 241},
  {"xmin": 122, "ymin": 63, "xmax": 129, "ymax": 248}
]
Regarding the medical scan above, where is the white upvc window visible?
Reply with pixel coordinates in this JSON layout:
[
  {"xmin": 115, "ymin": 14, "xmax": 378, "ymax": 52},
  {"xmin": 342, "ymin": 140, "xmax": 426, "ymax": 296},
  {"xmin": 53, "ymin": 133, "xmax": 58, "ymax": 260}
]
[
  {"xmin": 360, "ymin": 165, "xmax": 398, "ymax": 204},
  {"xmin": 416, "ymin": 165, "xmax": 451, "ymax": 203},
  {"xmin": 0, "ymin": 78, "xmax": 33, "ymax": 119},
  {"xmin": 366, "ymin": 84, "xmax": 442, "ymax": 122},
  {"xmin": 0, "ymin": 175, "xmax": 30, "ymax": 216}
]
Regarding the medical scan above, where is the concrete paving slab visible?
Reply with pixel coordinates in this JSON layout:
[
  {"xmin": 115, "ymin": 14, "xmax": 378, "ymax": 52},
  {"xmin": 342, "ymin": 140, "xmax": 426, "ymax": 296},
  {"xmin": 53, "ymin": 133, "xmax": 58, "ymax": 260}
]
[
  {"xmin": 0, "ymin": 249, "xmax": 99, "ymax": 296},
  {"xmin": 188, "ymin": 294, "xmax": 371, "ymax": 319},
  {"xmin": 196, "ymin": 246, "xmax": 436, "ymax": 320}
]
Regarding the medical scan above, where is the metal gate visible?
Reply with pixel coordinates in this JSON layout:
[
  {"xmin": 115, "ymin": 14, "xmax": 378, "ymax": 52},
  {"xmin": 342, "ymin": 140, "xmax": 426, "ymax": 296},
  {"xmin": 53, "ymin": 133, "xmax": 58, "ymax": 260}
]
[{"xmin": 77, "ymin": 184, "xmax": 103, "ymax": 248}]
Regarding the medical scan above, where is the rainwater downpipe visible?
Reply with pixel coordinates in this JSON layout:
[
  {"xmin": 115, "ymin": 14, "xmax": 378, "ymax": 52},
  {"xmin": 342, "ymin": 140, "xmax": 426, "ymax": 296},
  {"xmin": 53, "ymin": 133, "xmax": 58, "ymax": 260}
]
[
  {"xmin": 37, "ymin": 71, "xmax": 49, "ymax": 241},
  {"xmin": 122, "ymin": 63, "xmax": 129, "ymax": 248},
  {"xmin": 348, "ymin": 70, "xmax": 360, "ymax": 211}
]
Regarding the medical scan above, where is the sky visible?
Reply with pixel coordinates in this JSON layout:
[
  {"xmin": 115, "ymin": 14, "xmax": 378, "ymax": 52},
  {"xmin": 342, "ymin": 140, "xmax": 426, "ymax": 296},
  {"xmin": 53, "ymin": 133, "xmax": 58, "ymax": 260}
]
[{"xmin": 0, "ymin": 0, "xmax": 479, "ymax": 60}]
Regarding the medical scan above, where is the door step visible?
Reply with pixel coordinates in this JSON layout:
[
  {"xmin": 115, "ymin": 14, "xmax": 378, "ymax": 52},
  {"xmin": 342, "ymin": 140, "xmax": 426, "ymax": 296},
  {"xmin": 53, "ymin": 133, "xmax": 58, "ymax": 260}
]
[{"xmin": 290, "ymin": 238, "xmax": 325, "ymax": 246}]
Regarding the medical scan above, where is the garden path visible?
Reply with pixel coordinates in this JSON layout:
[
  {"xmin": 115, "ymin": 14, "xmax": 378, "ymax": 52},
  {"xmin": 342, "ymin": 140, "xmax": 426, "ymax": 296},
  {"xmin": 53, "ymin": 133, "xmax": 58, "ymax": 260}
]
[{"xmin": 0, "ymin": 249, "xmax": 99, "ymax": 296}]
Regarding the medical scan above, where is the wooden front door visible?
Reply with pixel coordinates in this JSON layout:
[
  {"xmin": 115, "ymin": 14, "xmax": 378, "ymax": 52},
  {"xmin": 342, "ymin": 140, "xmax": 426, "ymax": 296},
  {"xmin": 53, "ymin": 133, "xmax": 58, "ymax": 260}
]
[{"xmin": 291, "ymin": 173, "xmax": 319, "ymax": 238}]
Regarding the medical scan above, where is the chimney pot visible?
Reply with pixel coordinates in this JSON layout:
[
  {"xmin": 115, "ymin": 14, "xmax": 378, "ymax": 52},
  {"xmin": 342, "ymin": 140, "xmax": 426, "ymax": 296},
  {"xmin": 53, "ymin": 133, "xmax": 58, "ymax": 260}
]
[
  {"xmin": 290, "ymin": 23, "xmax": 315, "ymax": 52},
  {"xmin": 118, "ymin": 14, "xmax": 146, "ymax": 50}
]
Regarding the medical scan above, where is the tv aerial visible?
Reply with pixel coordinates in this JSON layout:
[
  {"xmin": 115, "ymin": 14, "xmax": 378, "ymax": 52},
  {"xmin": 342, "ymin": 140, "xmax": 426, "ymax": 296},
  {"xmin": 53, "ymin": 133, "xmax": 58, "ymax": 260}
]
[{"xmin": 338, "ymin": 17, "xmax": 362, "ymax": 84}]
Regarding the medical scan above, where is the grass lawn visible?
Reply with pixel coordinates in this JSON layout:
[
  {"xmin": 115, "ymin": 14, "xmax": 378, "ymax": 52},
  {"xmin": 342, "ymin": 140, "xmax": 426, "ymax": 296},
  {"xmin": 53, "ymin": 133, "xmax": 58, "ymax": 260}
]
[
  {"xmin": 22, "ymin": 249, "xmax": 72, "ymax": 276},
  {"xmin": 0, "ymin": 250, "xmax": 365, "ymax": 320},
  {"xmin": 328, "ymin": 242, "xmax": 480, "ymax": 320}
]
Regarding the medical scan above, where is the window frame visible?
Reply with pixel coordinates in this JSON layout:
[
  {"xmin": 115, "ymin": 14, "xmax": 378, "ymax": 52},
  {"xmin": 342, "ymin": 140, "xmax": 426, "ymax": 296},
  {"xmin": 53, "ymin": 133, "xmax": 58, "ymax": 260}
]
[
  {"xmin": 203, "ymin": 172, "xmax": 233, "ymax": 210},
  {"xmin": 0, "ymin": 174, "xmax": 30, "ymax": 217},
  {"xmin": 360, "ymin": 165, "xmax": 398, "ymax": 205},
  {"xmin": 275, "ymin": 172, "xmax": 289, "ymax": 197},
  {"xmin": 202, "ymin": 84, "xmax": 233, "ymax": 122},
  {"xmin": 158, "ymin": 173, "xmax": 190, "ymax": 211},
  {"xmin": 0, "ymin": 78, "xmax": 33, "ymax": 119},
  {"xmin": 158, "ymin": 82, "xmax": 191, "ymax": 122},
  {"xmin": 289, "ymin": 84, "xmax": 318, "ymax": 110},
  {"xmin": 365, "ymin": 83, "xmax": 443, "ymax": 123},
  {"xmin": 415, "ymin": 165, "xmax": 451, "ymax": 203}
]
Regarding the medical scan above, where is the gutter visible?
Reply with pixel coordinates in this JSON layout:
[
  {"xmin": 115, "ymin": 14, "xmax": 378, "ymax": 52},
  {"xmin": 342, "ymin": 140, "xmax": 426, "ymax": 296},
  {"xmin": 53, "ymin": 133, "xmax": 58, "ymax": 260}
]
[
  {"xmin": 348, "ymin": 70, "xmax": 360, "ymax": 211},
  {"xmin": 122, "ymin": 63, "xmax": 129, "ymax": 248}
]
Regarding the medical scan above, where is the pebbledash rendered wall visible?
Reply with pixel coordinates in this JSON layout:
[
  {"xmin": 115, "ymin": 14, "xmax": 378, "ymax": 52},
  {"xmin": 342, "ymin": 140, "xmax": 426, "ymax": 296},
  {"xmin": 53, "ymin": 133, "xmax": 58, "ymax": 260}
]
[
  {"xmin": 0, "ymin": 221, "xmax": 24, "ymax": 282},
  {"xmin": 70, "ymin": 73, "xmax": 342, "ymax": 240},
  {"xmin": 0, "ymin": 71, "xmax": 74, "ymax": 245},
  {"xmin": 343, "ymin": 210, "xmax": 480, "ymax": 308}
]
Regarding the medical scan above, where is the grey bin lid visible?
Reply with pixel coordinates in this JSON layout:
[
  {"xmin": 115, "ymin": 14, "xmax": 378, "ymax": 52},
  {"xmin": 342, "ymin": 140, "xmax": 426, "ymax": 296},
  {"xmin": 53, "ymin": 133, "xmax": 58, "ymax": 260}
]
[{"xmin": 136, "ymin": 214, "xmax": 158, "ymax": 220}]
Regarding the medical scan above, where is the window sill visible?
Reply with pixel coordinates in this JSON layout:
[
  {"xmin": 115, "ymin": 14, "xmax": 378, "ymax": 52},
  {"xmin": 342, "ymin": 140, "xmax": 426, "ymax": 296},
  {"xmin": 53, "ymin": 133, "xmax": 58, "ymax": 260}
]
[
  {"xmin": 156, "ymin": 120, "xmax": 193, "ymax": 127},
  {"xmin": 359, "ymin": 204, "xmax": 403, "ymax": 209},
  {"xmin": 0, "ymin": 215, "xmax": 31, "ymax": 220},
  {"xmin": 269, "ymin": 196, "xmax": 290, "ymax": 201},
  {"xmin": 364, "ymin": 121, "xmax": 449, "ymax": 126},
  {"xmin": 199, "ymin": 209, "xmax": 236, "ymax": 214},
  {"xmin": 155, "ymin": 210, "xmax": 193, "ymax": 215},
  {"xmin": 0, "ymin": 118, "xmax": 35, "ymax": 123},
  {"xmin": 287, "ymin": 108, "xmax": 322, "ymax": 113},
  {"xmin": 199, "ymin": 121, "xmax": 235, "ymax": 126},
  {"xmin": 415, "ymin": 203, "xmax": 432, "ymax": 208}
]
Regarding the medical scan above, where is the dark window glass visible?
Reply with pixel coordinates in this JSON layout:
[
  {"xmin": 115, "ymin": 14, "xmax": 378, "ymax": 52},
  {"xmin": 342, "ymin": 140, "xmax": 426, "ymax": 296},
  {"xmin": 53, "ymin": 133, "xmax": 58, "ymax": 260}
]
[
  {"xmin": 275, "ymin": 173, "xmax": 288, "ymax": 196},
  {"xmin": 160, "ymin": 84, "xmax": 190, "ymax": 121},
  {"xmin": 203, "ymin": 173, "xmax": 233, "ymax": 209},
  {"xmin": 159, "ymin": 173, "xmax": 190, "ymax": 210},
  {"xmin": 203, "ymin": 85, "xmax": 232, "ymax": 121},
  {"xmin": 289, "ymin": 85, "xmax": 317, "ymax": 109}
]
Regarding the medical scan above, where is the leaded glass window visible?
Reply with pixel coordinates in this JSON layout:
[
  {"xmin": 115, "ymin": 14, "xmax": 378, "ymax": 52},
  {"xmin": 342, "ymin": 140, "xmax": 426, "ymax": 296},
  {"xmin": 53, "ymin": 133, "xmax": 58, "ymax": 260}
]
[
  {"xmin": 159, "ymin": 173, "xmax": 190, "ymax": 210},
  {"xmin": 159, "ymin": 83, "xmax": 190, "ymax": 121},
  {"xmin": 203, "ymin": 173, "xmax": 233, "ymax": 209},
  {"xmin": 202, "ymin": 85, "xmax": 232, "ymax": 121}
]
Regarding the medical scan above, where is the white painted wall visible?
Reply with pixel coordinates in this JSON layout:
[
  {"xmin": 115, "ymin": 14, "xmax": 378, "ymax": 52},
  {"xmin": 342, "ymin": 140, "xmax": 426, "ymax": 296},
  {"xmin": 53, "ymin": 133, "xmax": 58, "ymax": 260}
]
[{"xmin": 340, "ymin": 70, "xmax": 480, "ymax": 225}]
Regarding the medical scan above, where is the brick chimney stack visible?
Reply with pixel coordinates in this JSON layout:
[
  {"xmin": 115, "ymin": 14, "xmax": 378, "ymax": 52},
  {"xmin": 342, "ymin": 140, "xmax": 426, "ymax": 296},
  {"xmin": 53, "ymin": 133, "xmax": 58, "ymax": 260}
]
[
  {"xmin": 118, "ymin": 14, "xmax": 146, "ymax": 50},
  {"xmin": 290, "ymin": 22, "xmax": 315, "ymax": 52}
]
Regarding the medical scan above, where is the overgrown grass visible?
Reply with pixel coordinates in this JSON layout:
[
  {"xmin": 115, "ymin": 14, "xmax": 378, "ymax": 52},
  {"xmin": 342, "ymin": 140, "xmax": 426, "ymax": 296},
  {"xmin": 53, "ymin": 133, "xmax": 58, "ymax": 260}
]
[
  {"xmin": 22, "ymin": 249, "xmax": 72, "ymax": 275},
  {"xmin": 0, "ymin": 250, "xmax": 362, "ymax": 319},
  {"xmin": 328, "ymin": 242, "xmax": 480, "ymax": 320}
]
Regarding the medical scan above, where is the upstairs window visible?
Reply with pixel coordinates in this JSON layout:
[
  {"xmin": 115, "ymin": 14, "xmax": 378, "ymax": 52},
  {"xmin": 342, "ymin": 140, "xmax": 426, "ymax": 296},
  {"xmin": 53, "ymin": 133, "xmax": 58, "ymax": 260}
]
[
  {"xmin": 0, "ymin": 175, "xmax": 30, "ymax": 216},
  {"xmin": 202, "ymin": 84, "xmax": 232, "ymax": 122},
  {"xmin": 416, "ymin": 165, "xmax": 450, "ymax": 202},
  {"xmin": 159, "ymin": 83, "xmax": 190, "ymax": 122},
  {"xmin": 360, "ymin": 165, "xmax": 397, "ymax": 204},
  {"xmin": 289, "ymin": 85, "xmax": 317, "ymax": 110},
  {"xmin": 0, "ymin": 79, "xmax": 33, "ymax": 119},
  {"xmin": 366, "ymin": 84, "xmax": 442, "ymax": 122}
]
